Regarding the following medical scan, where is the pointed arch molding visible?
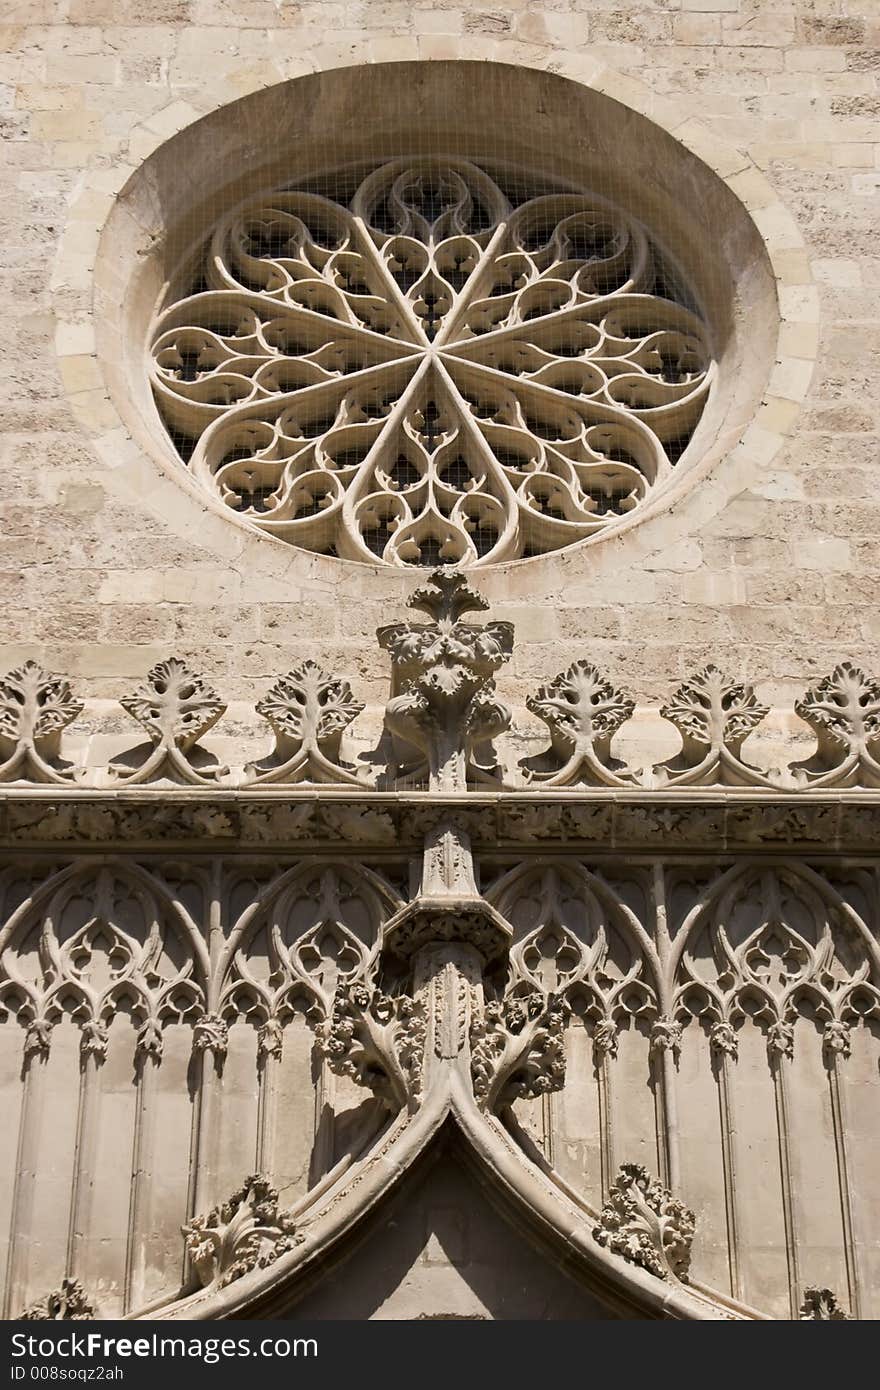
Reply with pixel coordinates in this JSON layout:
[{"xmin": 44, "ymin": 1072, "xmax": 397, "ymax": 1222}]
[{"xmin": 54, "ymin": 46, "xmax": 816, "ymax": 589}]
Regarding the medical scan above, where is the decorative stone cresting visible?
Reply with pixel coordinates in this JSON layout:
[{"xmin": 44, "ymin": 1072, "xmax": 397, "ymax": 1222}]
[
  {"xmin": 593, "ymin": 1163, "xmax": 696, "ymax": 1283},
  {"xmin": 20, "ymin": 1279, "xmax": 95, "ymax": 1321},
  {"xmin": 107, "ymin": 658, "xmax": 227, "ymax": 786},
  {"xmin": 0, "ymin": 662, "xmax": 82, "ymax": 785},
  {"xmin": 524, "ymin": 660, "xmax": 635, "ymax": 787},
  {"xmin": 182, "ymin": 1175, "xmax": 299, "ymax": 1290},
  {"xmin": 5, "ymin": 578, "xmax": 880, "ymax": 793},
  {"xmin": 245, "ymin": 660, "xmax": 365, "ymax": 785},
  {"xmin": 150, "ymin": 157, "xmax": 711, "ymax": 569}
]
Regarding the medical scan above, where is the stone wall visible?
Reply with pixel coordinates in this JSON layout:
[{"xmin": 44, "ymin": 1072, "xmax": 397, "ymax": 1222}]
[{"xmin": 1, "ymin": 2, "xmax": 877, "ymax": 765}]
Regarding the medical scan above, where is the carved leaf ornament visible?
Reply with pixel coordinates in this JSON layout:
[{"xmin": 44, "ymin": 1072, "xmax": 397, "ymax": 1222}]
[{"xmin": 151, "ymin": 158, "xmax": 712, "ymax": 567}]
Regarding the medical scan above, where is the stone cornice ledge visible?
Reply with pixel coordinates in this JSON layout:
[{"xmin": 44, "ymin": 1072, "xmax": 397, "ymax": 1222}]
[{"xmin": 0, "ymin": 789, "xmax": 877, "ymax": 853}]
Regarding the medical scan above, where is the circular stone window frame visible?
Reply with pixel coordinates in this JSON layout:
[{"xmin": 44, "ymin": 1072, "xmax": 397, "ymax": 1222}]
[{"xmin": 54, "ymin": 45, "xmax": 818, "ymax": 603}]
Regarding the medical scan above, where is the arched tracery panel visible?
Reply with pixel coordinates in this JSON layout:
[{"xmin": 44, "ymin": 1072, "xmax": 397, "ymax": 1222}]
[
  {"xmin": 0, "ymin": 862, "xmax": 209, "ymax": 1318},
  {"xmin": 0, "ymin": 856, "xmax": 402, "ymax": 1320},
  {"xmin": 671, "ymin": 863, "xmax": 880, "ymax": 1318},
  {"xmin": 487, "ymin": 861, "xmax": 661, "ymax": 1208},
  {"xmin": 210, "ymin": 860, "xmax": 402, "ymax": 1212}
]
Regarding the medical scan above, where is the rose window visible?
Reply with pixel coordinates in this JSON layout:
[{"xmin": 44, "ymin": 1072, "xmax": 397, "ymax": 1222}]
[{"xmin": 150, "ymin": 158, "xmax": 712, "ymax": 567}]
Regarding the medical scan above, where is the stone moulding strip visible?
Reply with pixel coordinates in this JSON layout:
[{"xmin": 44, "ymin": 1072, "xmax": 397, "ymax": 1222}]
[
  {"xmin": 0, "ymin": 790, "xmax": 878, "ymax": 853},
  {"xmin": 51, "ymin": 41, "xmax": 817, "ymax": 589}
]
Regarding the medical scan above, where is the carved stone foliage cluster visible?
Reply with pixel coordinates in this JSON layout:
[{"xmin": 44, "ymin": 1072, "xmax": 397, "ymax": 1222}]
[
  {"xmin": 8, "ymin": 572, "xmax": 880, "ymax": 791},
  {"xmin": 470, "ymin": 985, "xmax": 567, "ymax": 1111},
  {"xmin": 182, "ymin": 1175, "xmax": 299, "ymax": 1290},
  {"xmin": 593, "ymin": 1163, "xmax": 696, "ymax": 1282},
  {"xmin": 799, "ymin": 1287, "xmax": 851, "ymax": 1321},
  {"xmin": 321, "ymin": 981, "xmax": 425, "ymax": 1110},
  {"xmin": 378, "ymin": 569, "xmax": 513, "ymax": 789},
  {"xmin": 150, "ymin": 157, "xmax": 711, "ymax": 568},
  {"xmin": 20, "ymin": 1279, "xmax": 95, "ymax": 1321}
]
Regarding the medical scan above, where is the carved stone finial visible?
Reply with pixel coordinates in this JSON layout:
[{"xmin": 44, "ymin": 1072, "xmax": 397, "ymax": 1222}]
[
  {"xmin": 245, "ymin": 661, "xmax": 365, "ymax": 786},
  {"xmin": 593, "ymin": 1163, "xmax": 696, "ymax": 1283},
  {"xmin": 182, "ymin": 1175, "xmax": 299, "ymax": 1290},
  {"xmin": 109, "ymin": 658, "xmax": 228, "ymax": 786},
  {"xmin": 799, "ymin": 1287, "xmax": 851, "ymax": 1320},
  {"xmin": 656, "ymin": 665, "xmax": 769, "ymax": 787},
  {"xmin": 470, "ymin": 986, "xmax": 567, "ymax": 1112},
  {"xmin": 377, "ymin": 568, "xmax": 513, "ymax": 791},
  {"xmin": 407, "ymin": 569, "xmax": 490, "ymax": 624},
  {"xmin": 792, "ymin": 662, "xmax": 880, "ymax": 788},
  {"xmin": 320, "ymin": 982, "xmax": 425, "ymax": 1111},
  {"xmin": 524, "ymin": 660, "xmax": 635, "ymax": 787},
  {"xmin": 20, "ymin": 1278, "xmax": 94, "ymax": 1320},
  {"xmin": 0, "ymin": 661, "xmax": 82, "ymax": 784}
]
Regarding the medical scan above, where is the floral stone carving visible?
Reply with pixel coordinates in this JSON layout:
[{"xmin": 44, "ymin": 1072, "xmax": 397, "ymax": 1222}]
[
  {"xmin": 245, "ymin": 660, "xmax": 365, "ymax": 785},
  {"xmin": 0, "ymin": 662, "xmax": 82, "ymax": 784},
  {"xmin": 182, "ymin": 1175, "xmax": 298, "ymax": 1290},
  {"xmin": 792, "ymin": 662, "xmax": 880, "ymax": 788},
  {"xmin": 470, "ymin": 986, "xmax": 567, "ymax": 1112},
  {"xmin": 109, "ymin": 658, "xmax": 228, "ymax": 786},
  {"xmin": 378, "ymin": 568, "xmax": 513, "ymax": 790},
  {"xmin": 20, "ymin": 1278, "xmax": 95, "ymax": 1320},
  {"xmin": 523, "ymin": 660, "xmax": 635, "ymax": 787},
  {"xmin": 593, "ymin": 1163, "xmax": 696, "ymax": 1282},
  {"xmin": 799, "ymin": 1287, "xmax": 851, "ymax": 1320},
  {"xmin": 150, "ymin": 156, "xmax": 711, "ymax": 568},
  {"xmin": 321, "ymin": 981, "xmax": 426, "ymax": 1111},
  {"xmin": 656, "ymin": 665, "xmax": 770, "ymax": 787}
]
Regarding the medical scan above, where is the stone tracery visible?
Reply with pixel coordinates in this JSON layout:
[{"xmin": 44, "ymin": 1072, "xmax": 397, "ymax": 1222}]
[{"xmin": 150, "ymin": 158, "xmax": 712, "ymax": 567}]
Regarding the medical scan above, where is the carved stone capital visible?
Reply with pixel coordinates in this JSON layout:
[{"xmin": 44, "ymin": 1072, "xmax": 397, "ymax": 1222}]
[
  {"xmin": 23, "ymin": 1018, "xmax": 53, "ymax": 1060},
  {"xmin": 257, "ymin": 1016, "xmax": 284, "ymax": 1061},
  {"xmin": 592, "ymin": 1018, "xmax": 619, "ymax": 1059},
  {"xmin": 709, "ymin": 1020, "xmax": 739, "ymax": 1060},
  {"xmin": 193, "ymin": 1012, "xmax": 229, "ymax": 1059},
  {"xmin": 136, "ymin": 1017, "xmax": 164, "ymax": 1061},
  {"xmin": 823, "ymin": 1019, "xmax": 851, "ymax": 1061},
  {"xmin": 767, "ymin": 1017, "xmax": 795, "ymax": 1061},
  {"xmin": 649, "ymin": 1016, "xmax": 683, "ymax": 1059},
  {"xmin": 593, "ymin": 1163, "xmax": 696, "ymax": 1283},
  {"xmin": 80, "ymin": 1019, "xmax": 108, "ymax": 1062}
]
